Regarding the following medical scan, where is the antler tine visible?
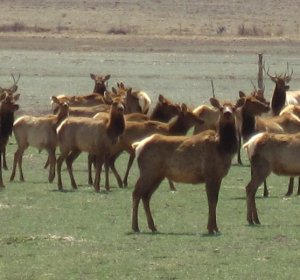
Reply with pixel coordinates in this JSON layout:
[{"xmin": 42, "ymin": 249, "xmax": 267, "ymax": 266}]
[
  {"xmin": 210, "ymin": 79, "xmax": 216, "ymax": 98},
  {"xmin": 285, "ymin": 62, "xmax": 293, "ymax": 83},
  {"xmin": 11, "ymin": 73, "xmax": 20, "ymax": 85},
  {"xmin": 250, "ymin": 80, "xmax": 257, "ymax": 92}
]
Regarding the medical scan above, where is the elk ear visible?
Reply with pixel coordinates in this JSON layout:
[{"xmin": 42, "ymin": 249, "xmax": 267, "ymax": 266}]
[
  {"xmin": 51, "ymin": 96, "xmax": 59, "ymax": 104},
  {"xmin": 112, "ymin": 87, "xmax": 118, "ymax": 94},
  {"xmin": 13, "ymin": 93, "xmax": 20, "ymax": 101},
  {"xmin": 210, "ymin": 97, "xmax": 221, "ymax": 109},
  {"xmin": 181, "ymin": 103, "xmax": 188, "ymax": 112},
  {"xmin": 90, "ymin": 73, "xmax": 96, "ymax": 80},
  {"xmin": 158, "ymin": 94, "xmax": 166, "ymax": 104},
  {"xmin": 104, "ymin": 75, "xmax": 111, "ymax": 81},
  {"xmin": 235, "ymin": 98, "xmax": 245, "ymax": 109},
  {"xmin": 239, "ymin": 91, "xmax": 246, "ymax": 98}
]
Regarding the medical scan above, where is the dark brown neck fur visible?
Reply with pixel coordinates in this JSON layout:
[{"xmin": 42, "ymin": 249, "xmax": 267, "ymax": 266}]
[
  {"xmin": 217, "ymin": 121, "xmax": 238, "ymax": 155},
  {"xmin": 106, "ymin": 112, "xmax": 125, "ymax": 144},
  {"xmin": 271, "ymin": 84, "xmax": 286, "ymax": 116}
]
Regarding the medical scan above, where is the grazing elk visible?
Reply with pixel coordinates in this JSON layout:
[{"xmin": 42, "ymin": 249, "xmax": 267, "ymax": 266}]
[
  {"xmin": 243, "ymin": 131, "xmax": 300, "ymax": 225},
  {"xmin": 56, "ymin": 98, "xmax": 125, "ymax": 192},
  {"xmin": 10, "ymin": 97, "xmax": 69, "ymax": 183},
  {"xmin": 0, "ymin": 92, "xmax": 20, "ymax": 188},
  {"xmin": 131, "ymin": 97, "xmax": 245, "ymax": 234}
]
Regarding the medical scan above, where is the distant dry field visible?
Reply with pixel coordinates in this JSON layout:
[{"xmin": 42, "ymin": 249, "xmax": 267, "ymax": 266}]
[{"xmin": 0, "ymin": 0, "xmax": 300, "ymax": 38}]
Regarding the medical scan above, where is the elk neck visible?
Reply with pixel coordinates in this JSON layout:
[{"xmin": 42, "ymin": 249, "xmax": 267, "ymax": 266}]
[
  {"xmin": 271, "ymin": 84, "xmax": 286, "ymax": 116},
  {"xmin": 241, "ymin": 110, "xmax": 256, "ymax": 142},
  {"xmin": 106, "ymin": 111, "xmax": 125, "ymax": 144},
  {"xmin": 217, "ymin": 120, "xmax": 238, "ymax": 155}
]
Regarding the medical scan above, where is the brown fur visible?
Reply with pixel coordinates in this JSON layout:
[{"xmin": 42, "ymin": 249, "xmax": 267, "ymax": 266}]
[
  {"xmin": 0, "ymin": 92, "xmax": 20, "ymax": 188},
  {"xmin": 131, "ymin": 97, "xmax": 244, "ymax": 234},
  {"xmin": 56, "ymin": 98, "xmax": 125, "ymax": 192},
  {"xmin": 244, "ymin": 132, "xmax": 300, "ymax": 225},
  {"xmin": 10, "ymin": 96, "xmax": 69, "ymax": 183}
]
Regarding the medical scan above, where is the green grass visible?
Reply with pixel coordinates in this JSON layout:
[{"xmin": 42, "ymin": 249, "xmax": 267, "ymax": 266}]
[{"xmin": 0, "ymin": 141, "xmax": 300, "ymax": 280}]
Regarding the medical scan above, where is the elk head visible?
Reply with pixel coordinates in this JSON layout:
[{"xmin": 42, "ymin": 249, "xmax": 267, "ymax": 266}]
[{"xmin": 90, "ymin": 74, "xmax": 111, "ymax": 95}]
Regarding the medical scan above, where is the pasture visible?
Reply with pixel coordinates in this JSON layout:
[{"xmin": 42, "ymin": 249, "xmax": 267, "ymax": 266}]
[{"xmin": 0, "ymin": 49, "xmax": 300, "ymax": 279}]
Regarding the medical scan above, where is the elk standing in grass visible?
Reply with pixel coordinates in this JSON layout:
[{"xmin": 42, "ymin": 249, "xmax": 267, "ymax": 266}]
[
  {"xmin": 56, "ymin": 98, "xmax": 125, "ymax": 192},
  {"xmin": 102, "ymin": 103, "xmax": 203, "ymax": 191},
  {"xmin": 10, "ymin": 97, "xmax": 69, "ymax": 183},
  {"xmin": 0, "ymin": 92, "xmax": 20, "ymax": 188},
  {"xmin": 131, "ymin": 97, "xmax": 245, "ymax": 234},
  {"xmin": 243, "ymin": 131, "xmax": 300, "ymax": 225}
]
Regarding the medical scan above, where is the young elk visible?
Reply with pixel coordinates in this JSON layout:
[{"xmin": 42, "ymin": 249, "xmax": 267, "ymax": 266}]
[
  {"xmin": 131, "ymin": 97, "xmax": 245, "ymax": 234},
  {"xmin": 0, "ymin": 93, "xmax": 20, "ymax": 188},
  {"xmin": 10, "ymin": 97, "xmax": 69, "ymax": 183},
  {"xmin": 56, "ymin": 98, "xmax": 125, "ymax": 192},
  {"xmin": 243, "ymin": 131, "xmax": 300, "ymax": 225}
]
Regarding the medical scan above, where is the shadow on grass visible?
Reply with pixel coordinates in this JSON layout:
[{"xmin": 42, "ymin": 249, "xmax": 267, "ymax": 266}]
[{"xmin": 125, "ymin": 231, "xmax": 222, "ymax": 237}]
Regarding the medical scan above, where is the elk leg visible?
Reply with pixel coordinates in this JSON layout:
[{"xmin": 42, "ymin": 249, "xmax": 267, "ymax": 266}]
[
  {"xmin": 237, "ymin": 133, "xmax": 243, "ymax": 165},
  {"xmin": 18, "ymin": 149, "xmax": 25, "ymax": 182},
  {"xmin": 104, "ymin": 157, "xmax": 110, "ymax": 191},
  {"xmin": 246, "ymin": 159, "xmax": 270, "ymax": 225},
  {"xmin": 47, "ymin": 149, "xmax": 56, "ymax": 183},
  {"xmin": 56, "ymin": 151, "xmax": 69, "ymax": 191},
  {"xmin": 123, "ymin": 153, "xmax": 135, "ymax": 187},
  {"xmin": 143, "ymin": 178, "xmax": 163, "ymax": 232},
  {"xmin": 108, "ymin": 153, "xmax": 123, "ymax": 188},
  {"xmin": 93, "ymin": 156, "xmax": 104, "ymax": 192},
  {"xmin": 263, "ymin": 180, "xmax": 269, "ymax": 198},
  {"xmin": 10, "ymin": 149, "xmax": 19, "ymax": 181},
  {"xmin": 0, "ymin": 152, "xmax": 4, "ymax": 188},
  {"xmin": 297, "ymin": 177, "xmax": 300, "ymax": 196},
  {"xmin": 205, "ymin": 178, "xmax": 221, "ymax": 234},
  {"xmin": 285, "ymin": 177, "xmax": 294, "ymax": 197},
  {"xmin": 3, "ymin": 147, "xmax": 8, "ymax": 170},
  {"xmin": 66, "ymin": 150, "xmax": 81, "ymax": 190},
  {"xmin": 87, "ymin": 154, "xmax": 95, "ymax": 185},
  {"xmin": 132, "ymin": 183, "xmax": 142, "ymax": 232},
  {"xmin": 44, "ymin": 155, "xmax": 50, "ymax": 169}
]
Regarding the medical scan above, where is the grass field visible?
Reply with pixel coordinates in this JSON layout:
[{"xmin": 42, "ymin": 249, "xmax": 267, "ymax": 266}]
[{"xmin": 1, "ymin": 49, "xmax": 300, "ymax": 279}]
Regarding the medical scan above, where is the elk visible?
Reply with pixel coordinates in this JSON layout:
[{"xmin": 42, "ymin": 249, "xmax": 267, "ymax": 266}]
[
  {"xmin": 51, "ymin": 74, "xmax": 111, "ymax": 111},
  {"xmin": 101, "ymin": 103, "xmax": 203, "ymax": 191},
  {"xmin": 116, "ymin": 82, "xmax": 151, "ymax": 114},
  {"xmin": 56, "ymin": 98, "xmax": 125, "ymax": 192},
  {"xmin": 0, "ymin": 92, "xmax": 20, "ymax": 188},
  {"xmin": 10, "ymin": 97, "xmax": 69, "ymax": 183},
  {"xmin": 243, "ymin": 131, "xmax": 300, "ymax": 225},
  {"xmin": 265, "ymin": 64, "xmax": 296, "ymax": 116},
  {"xmin": 239, "ymin": 90, "xmax": 300, "ymax": 197},
  {"xmin": 131, "ymin": 97, "xmax": 245, "ymax": 234},
  {"xmin": 0, "ymin": 73, "xmax": 21, "ymax": 170},
  {"xmin": 88, "ymin": 94, "xmax": 181, "ymax": 188}
]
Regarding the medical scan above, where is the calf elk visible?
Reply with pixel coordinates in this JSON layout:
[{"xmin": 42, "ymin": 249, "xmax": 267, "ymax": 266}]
[{"xmin": 131, "ymin": 97, "xmax": 245, "ymax": 234}]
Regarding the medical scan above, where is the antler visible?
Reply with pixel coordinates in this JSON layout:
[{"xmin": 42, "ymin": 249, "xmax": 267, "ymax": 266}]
[
  {"xmin": 9, "ymin": 73, "xmax": 21, "ymax": 94},
  {"xmin": 284, "ymin": 62, "xmax": 293, "ymax": 83},
  {"xmin": 210, "ymin": 79, "xmax": 216, "ymax": 98}
]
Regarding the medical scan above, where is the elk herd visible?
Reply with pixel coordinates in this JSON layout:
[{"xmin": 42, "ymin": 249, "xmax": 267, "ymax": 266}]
[{"xmin": 1, "ymin": 65, "xmax": 300, "ymax": 235}]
